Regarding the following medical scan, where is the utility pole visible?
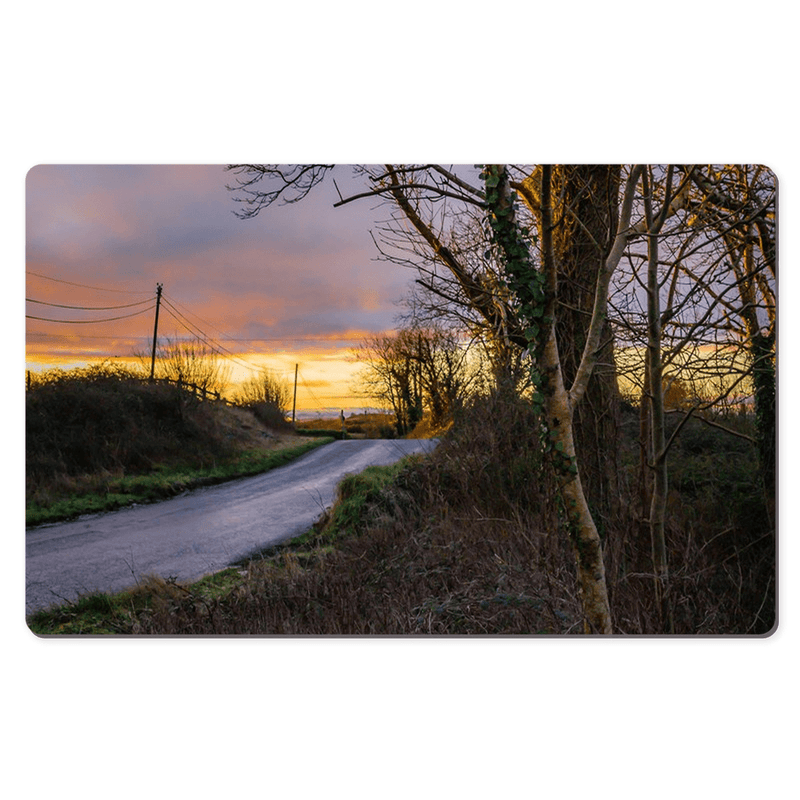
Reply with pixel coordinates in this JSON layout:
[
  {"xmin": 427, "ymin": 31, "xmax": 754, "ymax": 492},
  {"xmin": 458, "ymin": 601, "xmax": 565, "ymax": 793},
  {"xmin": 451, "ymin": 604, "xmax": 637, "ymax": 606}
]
[
  {"xmin": 149, "ymin": 283, "xmax": 163, "ymax": 380},
  {"xmin": 291, "ymin": 363, "xmax": 298, "ymax": 424}
]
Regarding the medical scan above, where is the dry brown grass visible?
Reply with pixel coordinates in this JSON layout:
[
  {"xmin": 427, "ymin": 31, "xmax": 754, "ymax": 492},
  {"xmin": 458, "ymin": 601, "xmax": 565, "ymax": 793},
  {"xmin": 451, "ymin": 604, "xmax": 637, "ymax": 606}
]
[
  {"xmin": 296, "ymin": 412, "xmax": 398, "ymax": 439},
  {"xmin": 83, "ymin": 394, "xmax": 774, "ymax": 636},
  {"xmin": 128, "ymin": 394, "xmax": 583, "ymax": 635},
  {"xmin": 131, "ymin": 518, "xmax": 582, "ymax": 635},
  {"xmin": 213, "ymin": 404, "xmax": 315, "ymax": 452}
]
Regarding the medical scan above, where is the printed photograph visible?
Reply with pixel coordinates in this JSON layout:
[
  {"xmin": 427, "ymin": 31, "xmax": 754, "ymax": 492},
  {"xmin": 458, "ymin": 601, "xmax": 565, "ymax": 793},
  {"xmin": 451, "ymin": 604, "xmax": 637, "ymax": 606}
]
[{"xmin": 25, "ymin": 164, "xmax": 777, "ymax": 635}]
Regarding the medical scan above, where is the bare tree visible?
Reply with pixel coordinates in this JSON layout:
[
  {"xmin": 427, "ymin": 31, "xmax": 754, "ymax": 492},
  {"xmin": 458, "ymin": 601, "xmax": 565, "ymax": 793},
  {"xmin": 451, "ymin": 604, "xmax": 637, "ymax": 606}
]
[
  {"xmin": 684, "ymin": 165, "xmax": 776, "ymax": 515},
  {"xmin": 232, "ymin": 368, "xmax": 291, "ymax": 416},
  {"xmin": 139, "ymin": 336, "xmax": 231, "ymax": 397},
  {"xmin": 396, "ymin": 220, "xmax": 531, "ymax": 399},
  {"xmin": 355, "ymin": 324, "xmax": 475, "ymax": 434},
  {"xmin": 479, "ymin": 164, "xmax": 644, "ymax": 633},
  {"xmin": 604, "ymin": 165, "xmax": 775, "ymax": 628},
  {"xmin": 355, "ymin": 330, "xmax": 423, "ymax": 435}
]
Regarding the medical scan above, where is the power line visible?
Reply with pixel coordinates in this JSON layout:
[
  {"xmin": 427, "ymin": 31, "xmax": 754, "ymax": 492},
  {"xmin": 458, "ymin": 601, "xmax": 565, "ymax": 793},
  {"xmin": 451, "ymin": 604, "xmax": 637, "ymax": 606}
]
[
  {"xmin": 26, "ymin": 283, "xmax": 258, "ymax": 377},
  {"xmin": 159, "ymin": 303, "xmax": 226, "ymax": 354},
  {"xmin": 26, "ymin": 282, "xmax": 362, "ymax": 389},
  {"xmin": 25, "ymin": 270, "xmax": 151, "ymax": 294},
  {"xmin": 159, "ymin": 296, "xmax": 243, "ymax": 360},
  {"xmin": 159, "ymin": 298, "xmax": 263, "ymax": 374},
  {"xmin": 161, "ymin": 294, "xmax": 241, "ymax": 344},
  {"xmin": 297, "ymin": 369, "xmax": 325, "ymax": 409},
  {"xmin": 26, "ymin": 296, "xmax": 154, "ymax": 311},
  {"xmin": 26, "ymin": 305, "xmax": 155, "ymax": 324}
]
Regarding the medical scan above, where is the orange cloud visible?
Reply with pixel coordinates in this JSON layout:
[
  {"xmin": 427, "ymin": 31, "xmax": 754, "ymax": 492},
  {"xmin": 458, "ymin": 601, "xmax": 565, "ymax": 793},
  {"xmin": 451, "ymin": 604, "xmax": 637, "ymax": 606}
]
[{"xmin": 26, "ymin": 165, "xmax": 412, "ymax": 410}]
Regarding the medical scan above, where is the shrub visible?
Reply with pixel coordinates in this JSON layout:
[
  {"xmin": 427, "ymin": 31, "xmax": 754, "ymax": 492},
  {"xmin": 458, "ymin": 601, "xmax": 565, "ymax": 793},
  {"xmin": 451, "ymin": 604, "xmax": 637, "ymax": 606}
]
[
  {"xmin": 245, "ymin": 401, "xmax": 294, "ymax": 433},
  {"xmin": 26, "ymin": 365, "xmax": 235, "ymax": 494}
]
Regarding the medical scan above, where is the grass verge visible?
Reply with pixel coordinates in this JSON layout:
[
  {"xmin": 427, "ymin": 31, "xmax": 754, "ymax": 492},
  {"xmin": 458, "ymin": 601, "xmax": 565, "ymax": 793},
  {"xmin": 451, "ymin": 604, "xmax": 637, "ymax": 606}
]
[
  {"xmin": 27, "ymin": 456, "xmax": 409, "ymax": 635},
  {"xmin": 26, "ymin": 438, "xmax": 334, "ymax": 527},
  {"xmin": 27, "ymin": 569, "xmax": 246, "ymax": 635}
]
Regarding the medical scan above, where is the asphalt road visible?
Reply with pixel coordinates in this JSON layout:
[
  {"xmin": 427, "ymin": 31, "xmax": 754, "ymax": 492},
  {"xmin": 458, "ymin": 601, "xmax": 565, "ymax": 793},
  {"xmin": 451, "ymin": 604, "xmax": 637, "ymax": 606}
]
[{"xmin": 26, "ymin": 438, "xmax": 437, "ymax": 614}]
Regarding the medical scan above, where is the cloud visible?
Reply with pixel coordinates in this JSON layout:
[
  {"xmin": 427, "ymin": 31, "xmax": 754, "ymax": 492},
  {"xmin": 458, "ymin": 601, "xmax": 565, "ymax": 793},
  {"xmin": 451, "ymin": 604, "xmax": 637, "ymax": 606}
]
[{"xmin": 26, "ymin": 164, "xmax": 414, "ymax": 403}]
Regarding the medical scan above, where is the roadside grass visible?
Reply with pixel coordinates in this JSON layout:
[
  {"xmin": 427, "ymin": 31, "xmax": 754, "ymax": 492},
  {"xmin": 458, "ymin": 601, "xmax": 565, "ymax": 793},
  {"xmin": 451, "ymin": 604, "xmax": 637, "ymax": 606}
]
[
  {"xmin": 26, "ymin": 438, "xmax": 333, "ymax": 527},
  {"xmin": 289, "ymin": 458, "xmax": 415, "ymax": 548},
  {"xmin": 27, "ymin": 569, "xmax": 246, "ymax": 635},
  {"xmin": 27, "ymin": 458, "xmax": 409, "ymax": 635}
]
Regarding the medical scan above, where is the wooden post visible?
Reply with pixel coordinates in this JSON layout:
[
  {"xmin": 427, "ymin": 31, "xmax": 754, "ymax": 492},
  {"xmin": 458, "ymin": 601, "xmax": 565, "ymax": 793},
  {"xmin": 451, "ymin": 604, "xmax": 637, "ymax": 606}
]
[
  {"xmin": 149, "ymin": 283, "xmax": 163, "ymax": 380},
  {"xmin": 292, "ymin": 363, "xmax": 298, "ymax": 424}
]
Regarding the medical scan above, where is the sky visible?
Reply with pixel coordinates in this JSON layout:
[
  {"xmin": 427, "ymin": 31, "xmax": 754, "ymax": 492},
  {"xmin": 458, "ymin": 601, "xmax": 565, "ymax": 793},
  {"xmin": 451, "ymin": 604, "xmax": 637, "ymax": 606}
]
[{"xmin": 25, "ymin": 164, "xmax": 414, "ymax": 411}]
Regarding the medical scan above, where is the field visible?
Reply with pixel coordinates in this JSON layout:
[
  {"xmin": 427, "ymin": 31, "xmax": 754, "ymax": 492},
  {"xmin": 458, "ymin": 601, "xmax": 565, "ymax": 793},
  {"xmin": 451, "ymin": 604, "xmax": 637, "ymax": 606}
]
[{"xmin": 295, "ymin": 411, "xmax": 402, "ymax": 439}]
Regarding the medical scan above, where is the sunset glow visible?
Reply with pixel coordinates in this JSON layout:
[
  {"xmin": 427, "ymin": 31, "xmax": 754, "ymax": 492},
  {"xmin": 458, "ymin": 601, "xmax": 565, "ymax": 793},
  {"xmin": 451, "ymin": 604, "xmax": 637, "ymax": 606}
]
[{"xmin": 25, "ymin": 165, "xmax": 413, "ymax": 412}]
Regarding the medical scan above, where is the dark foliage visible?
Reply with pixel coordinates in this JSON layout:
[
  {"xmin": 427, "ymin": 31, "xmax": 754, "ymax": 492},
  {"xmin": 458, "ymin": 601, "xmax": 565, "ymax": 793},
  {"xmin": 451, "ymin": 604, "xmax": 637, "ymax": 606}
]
[
  {"xmin": 26, "ymin": 365, "xmax": 234, "ymax": 491},
  {"xmin": 244, "ymin": 401, "xmax": 295, "ymax": 434},
  {"xmin": 606, "ymin": 407, "xmax": 775, "ymax": 634}
]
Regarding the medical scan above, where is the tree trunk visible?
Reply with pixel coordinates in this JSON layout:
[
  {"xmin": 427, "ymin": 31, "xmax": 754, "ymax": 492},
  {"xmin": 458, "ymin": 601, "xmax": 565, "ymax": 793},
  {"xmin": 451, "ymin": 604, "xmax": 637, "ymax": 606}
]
[
  {"xmin": 542, "ymin": 328, "xmax": 613, "ymax": 634},
  {"xmin": 646, "ymin": 243, "xmax": 671, "ymax": 631},
  {"xmin": 642, "ymin": 166, "xmax": 676, "ymax": 633},
  {"xmin": 751, "ymin": 330, "xmax": 776, "ymax": 526},
  {"xmin": 741, "ymin": 235, "xmax": 776, "ymax": 526},
  {"xmin": 637, "ymin": 359, "xmax": 653, "ymax": 572},
  {"xmin": 490, "ymin": 164, "xmax": 632, "ymax": 634},
  {"xmin": 523, "ymin": 166, "xmax": 623, "ymax": 526}
]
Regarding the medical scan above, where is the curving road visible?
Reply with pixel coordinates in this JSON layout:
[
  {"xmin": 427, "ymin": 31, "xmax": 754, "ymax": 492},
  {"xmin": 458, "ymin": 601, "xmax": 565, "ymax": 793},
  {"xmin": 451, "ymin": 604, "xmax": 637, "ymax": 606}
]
[{"xmin": 26, "ymin": 438, "xmax": 437, "ymax": 615}]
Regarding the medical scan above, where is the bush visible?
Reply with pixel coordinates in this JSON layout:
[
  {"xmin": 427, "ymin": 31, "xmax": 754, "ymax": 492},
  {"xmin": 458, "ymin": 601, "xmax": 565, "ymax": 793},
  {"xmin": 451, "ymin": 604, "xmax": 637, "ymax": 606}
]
[
  {"xmin": 26, "ymin": 365, "xmax": 235, "ymax": 494},
  {"xmin": 378, "ymin": 424, "xmax": 396, "ymax": 439},
  {"xmin": 297, "ymin": 428, "xmax": 346, "ymax": 439},
  {"xmin": 245, "ymin": 401, "xmax": 294, "ymax": 433}
]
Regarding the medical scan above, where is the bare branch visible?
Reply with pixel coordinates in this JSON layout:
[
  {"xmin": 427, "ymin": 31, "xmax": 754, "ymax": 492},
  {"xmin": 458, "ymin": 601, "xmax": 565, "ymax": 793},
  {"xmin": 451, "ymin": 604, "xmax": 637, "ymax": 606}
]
[
  {"xmin": 225, "ymin": 164, "xmax": 334, "ymax": 217},
  {"xmin": 332, "ymin": 181, "xmax": 485, "ymax": 209}
]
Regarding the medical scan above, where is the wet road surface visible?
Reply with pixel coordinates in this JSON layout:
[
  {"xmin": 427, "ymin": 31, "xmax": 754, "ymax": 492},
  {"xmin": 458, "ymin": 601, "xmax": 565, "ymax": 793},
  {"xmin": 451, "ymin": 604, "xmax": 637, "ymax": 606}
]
[{"xmin": 26, "ymin": 438, "xmax": 437, "ymax": 614}]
